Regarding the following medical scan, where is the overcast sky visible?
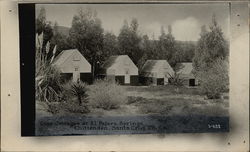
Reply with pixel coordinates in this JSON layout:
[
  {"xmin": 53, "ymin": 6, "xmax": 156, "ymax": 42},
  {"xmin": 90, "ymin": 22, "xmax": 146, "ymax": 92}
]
[{"xmin": 36, "ymin": 3, "xmax": 230, "ymax": 41}]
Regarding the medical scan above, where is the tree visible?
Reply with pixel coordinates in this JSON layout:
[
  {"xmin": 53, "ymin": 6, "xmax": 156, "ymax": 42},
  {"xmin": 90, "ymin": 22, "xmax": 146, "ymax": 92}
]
[
  {"xmin": 36, "ymin": 7, "xmax": 46, "ymax": 34},
  {"xmin": 50, "ymin": 22, "xmax": 71, "ymax": 57},
  {"xmin": 193, "ymin": 15, "xmax": 229, "ymax": 99},
  {"xmin": 158, "ymin": 25, "xmax": 177, "ymax": 67},
  {"xmin": 137, "ymin": 35, "xmax": 150, "ymax": 69},
  {"xmin": 118, "ymin": 18, "xmax": 143, "ymax": 66},
  {"xmin": 69, "ymin": 8, "xmax": 104, "ymax": 78},
  {"xmin": 103, "ymin": 32, "xmax": 119, "ymax": 61},
  {"xmin": 36, "ymin": 7, "xmax": 54, "ymax": 56},
  {"xmin": 193, "ymin": 15, "xmax": 229, "ymax": 72}
]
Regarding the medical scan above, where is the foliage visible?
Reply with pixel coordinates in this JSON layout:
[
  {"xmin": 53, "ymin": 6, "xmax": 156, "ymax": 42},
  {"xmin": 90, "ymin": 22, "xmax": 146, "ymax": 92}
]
[
  {"xmin": 102, "ymin": 32, "xmax": 119, "ymax": 61},
  {"xmin": 87, "ymin": 79, "xmax": 127, "ymax": 110},
  {"xmin": 173, "ymin": 41, "xmax": 196, "ymax": 63},
  {"xmin": 36, "ymin": 7, "xmax": 54, "ymax": 54},
  {"xmin": 50, "ymin": 22, "xmax": 71, "ymax": 57},
  {"xmin": 137, "ymin": 35, "xmax": 151, "ymax": 69},
  {"xmin": 35, "ymin": 32, "xmax": 62, "ymax": 102},
  {"xmin": 193, "ymin": 15, "xmax": 229, "ymax": 72},
  {"xmin": 63, "ymin": 81, "xmax": 88, "ymax": 106},
  {"xmin": 118, "ymin": 18, "xmax": 143, "ymax": 66},
  {"xmin": 192, "ymin": 15, "xmax": 229, "ymax": 99},
  {"xmin": 158, "ymin": 25, "xmax": 177, "ymax": 67},
  {"xmin": 46, "ymin": 100, "xmax": 90, "ymax": 115},
  {"xmin": 69, "ymin": 8, "xmax": 104, "ymax": 77},
  {"xmin": 167, "ymin": 72, "xmax": 184, "ymax": 86},
  {"xmin": 197, "ymin": 59, "xmax": 229, "ymax": 99}
]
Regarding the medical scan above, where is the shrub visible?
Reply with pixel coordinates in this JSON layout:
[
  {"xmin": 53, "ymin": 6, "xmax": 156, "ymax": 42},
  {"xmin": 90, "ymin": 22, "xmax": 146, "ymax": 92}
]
[
  {"xmin": 168, "ymin": 72, "xmax": 184, "ymax": 86},
  {"xmin": 64, "ymin": 81, "xmax": 88, "ymax": 106},
  {"xmin": 46, "ymin": 100, "xmax": 90, "ymax": 115},
  {"xmin": 197, "ymin": 59, "xmax": 229, "ymax": 99},
  {"xmin": 60, "ymin": 101, "xmax": 90, "ymax": 114},
  {"xmin": 36, "ymin": 59, "xmax": 63, "ymax": 102},
  {"xmin": 87, "ymin": 79, "xmax": 127, "ymax": 110},
  {"xmin": 139, "ymin": 101, "xmax": 173, "ymax": 115}
]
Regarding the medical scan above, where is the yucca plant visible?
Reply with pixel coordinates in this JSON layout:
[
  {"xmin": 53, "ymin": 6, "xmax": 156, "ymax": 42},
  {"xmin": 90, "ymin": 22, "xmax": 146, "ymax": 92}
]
[
  {"xmin": 67, "ymin": 81, "xmax": 88, "ymax": 106},
  {"xmin": 167, "ymin": 72, "xmax": 184, "ymax": 86}
]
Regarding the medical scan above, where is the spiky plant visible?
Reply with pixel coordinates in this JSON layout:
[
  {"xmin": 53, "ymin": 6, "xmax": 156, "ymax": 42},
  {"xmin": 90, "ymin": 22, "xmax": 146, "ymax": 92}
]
[
  {"xmin": 68, "ymin": 81, "xmax": 88, "ymax": 105},
  {"xmin": 167, "ymin": 72, "xmax": 185, "ymax": 86}
]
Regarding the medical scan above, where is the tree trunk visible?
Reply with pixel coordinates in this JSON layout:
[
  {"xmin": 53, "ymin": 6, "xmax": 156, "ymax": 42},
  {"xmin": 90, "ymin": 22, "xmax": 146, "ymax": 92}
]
[{"xmin": 78, "ymin": 95, "xmax": 82, "ymax": 106}]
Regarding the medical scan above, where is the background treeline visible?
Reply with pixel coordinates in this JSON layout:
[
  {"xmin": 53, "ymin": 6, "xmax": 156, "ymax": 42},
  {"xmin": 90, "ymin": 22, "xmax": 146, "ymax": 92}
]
[
  {"xmin": 36, "ymin": 6, "xmax": 229, "ymax": 99},
  {"xmin": 36, "ymin": 7, "xmax": 197, "ymax": 75}
]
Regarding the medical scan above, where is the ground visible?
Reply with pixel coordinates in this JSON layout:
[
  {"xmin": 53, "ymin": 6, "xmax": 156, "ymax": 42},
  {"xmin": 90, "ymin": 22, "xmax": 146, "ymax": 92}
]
[
  {"xmin": 90, "ymin": 85, "xmax": 228, "ymax": 116},
  {"xmin": 37, "ymin": 85, "xmax": 229, "ymax": 117},
  {"xmin": 36, "ymin": 85, "xmax": 229, "ymax": 135}
]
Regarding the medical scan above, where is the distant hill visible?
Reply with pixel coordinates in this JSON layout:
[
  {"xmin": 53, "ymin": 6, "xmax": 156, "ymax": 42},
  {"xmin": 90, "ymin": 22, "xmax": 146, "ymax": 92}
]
[{"xmin": 54, "ymin": 26, "xmax": 70, "ymax": 37}]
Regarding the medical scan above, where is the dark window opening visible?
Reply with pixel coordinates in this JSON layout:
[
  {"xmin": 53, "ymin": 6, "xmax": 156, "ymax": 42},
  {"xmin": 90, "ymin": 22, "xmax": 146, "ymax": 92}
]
[{"xmin": 189, "ymin": 79, "xmax": 195, "ymax": 86}]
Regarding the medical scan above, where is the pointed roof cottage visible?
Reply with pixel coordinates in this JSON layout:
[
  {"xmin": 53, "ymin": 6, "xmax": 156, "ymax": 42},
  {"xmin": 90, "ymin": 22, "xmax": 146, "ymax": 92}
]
[
  {"xmin": 52, "ymin": 49, "xmax": 92, "ymax": 83},
  {"xmin": 175, "ymin": 62, "xmax": 197, "ymax": 86},
  {"xmin": 100, "ymin": 55, "xmax": 138, "ymax": 85},
  {"xmin": 176, "ymin": 62, "xmax": 195, "ymax": 79},
  {"xmin": 141, "ymin": 60, "xmax": 174, "ymax": 85}
]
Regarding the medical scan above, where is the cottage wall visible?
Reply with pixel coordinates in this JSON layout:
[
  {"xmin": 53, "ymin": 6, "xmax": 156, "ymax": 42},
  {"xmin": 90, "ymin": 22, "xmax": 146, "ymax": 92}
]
[
  {"xmin": 107, "ymin": 57, "xmax": 138, "ymax": 76},
  {"xmin": 58, "ymin": 51, "xmax": 91, "ymax": 73}
]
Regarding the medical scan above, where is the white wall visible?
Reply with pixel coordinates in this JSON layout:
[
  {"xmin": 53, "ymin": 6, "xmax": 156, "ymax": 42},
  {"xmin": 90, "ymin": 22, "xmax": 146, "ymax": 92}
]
[
  {"xmin": 59, "ymin": 51, "xmax": 91, "ymax": 73},
  {"xmin": 107, "ymin": 56, "xmax": 138, "ymax": 76}
]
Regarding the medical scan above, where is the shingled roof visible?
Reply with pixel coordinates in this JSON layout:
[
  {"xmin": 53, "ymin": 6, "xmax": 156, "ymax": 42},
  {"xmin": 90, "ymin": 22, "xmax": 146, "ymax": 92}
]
[
  {"xmin": 176, "ymin": 62, "xmax": 195, "ymax": 78},
  {"xmin": 141, "ymin": 60, "xmax": 166, "ymax": 73},
  {"xmin": 102, "ymin": 55, "xmax": 120, "ymax": 69},
  {"xmin": 53, "ymin": 49, "xmax": 78, "ymax": 66}
]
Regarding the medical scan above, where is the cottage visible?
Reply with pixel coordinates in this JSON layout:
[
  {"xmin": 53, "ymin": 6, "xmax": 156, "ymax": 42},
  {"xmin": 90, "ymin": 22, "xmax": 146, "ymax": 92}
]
[
  {"xmin": 176, "ymin": 62, "xmax": 198, "ymax": 86},
  {"xmin": 52, "ymin": 49, "xmax": 92, "ymax": 83},
  {"xmin": 99, "ymin": 55, "xmax": 139, "ymax": 85},
  {"xmin": 140, "ymin": 60, "xmax": 174, "ymax": 85}
]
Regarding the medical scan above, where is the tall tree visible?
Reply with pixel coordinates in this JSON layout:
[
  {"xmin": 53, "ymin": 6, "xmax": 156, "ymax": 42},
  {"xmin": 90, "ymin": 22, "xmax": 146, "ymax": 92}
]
[
  {"xmin": 158, "ymin": 25, "xmax": 176, "ymax": 66},
  {"xmin": 118, "ymin": 18, "xmax": 143, "ymax": 65},
  {"xmin": 69, "ymin": 8, "xmax": 104, "ymax": 78},
  {"xmin": 193, "ymin": 15, "xmax": 229, "ymax": 98},
  {"xmin": 137, "ymin": 35, "xmax": 150, "ymax": 69},
  {"xmin": 193, "ymin": 15, "xmax": 228, "ymax": 72},
  {"xmin": 50, "ymin": 22, "xmax": 71, "ymax": 57},
  {"xmin": 103, "ymin": 32, "xmax": 119, "ymax": 62},
  {"xmin": 36, "ymin": 7, "xmax": 53, "ymax": 56},
  {"xmin": 36, "ymin": 7, "xmax": 46, "ymax": 34}
]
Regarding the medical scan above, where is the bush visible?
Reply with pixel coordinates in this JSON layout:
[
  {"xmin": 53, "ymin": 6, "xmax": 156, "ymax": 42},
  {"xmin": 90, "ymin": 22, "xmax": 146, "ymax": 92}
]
[
  {"xmin": 61, "ymin": 101, "xmax": 90, "ymax": 114},
  {"xmin": 87, "ymin": 79, "xmax": 127, "ymax": 110},
  {"xmin": 46, "ymin": 100, "xmax": 90, "ymax": 115},
  {"xmin": 63, "ymin": 81, "xmax": 88, "ymax": 106},
  {"xmin": 197, "ymin": 59, "xmax": 229, "ymax": 99},
  {"xmin": 36, "ymin": 65, "xmax": 63, "ymax": 102},
  {"xmin": 168, "ymin": 72, "xmax": 184, "ymax": 86}
]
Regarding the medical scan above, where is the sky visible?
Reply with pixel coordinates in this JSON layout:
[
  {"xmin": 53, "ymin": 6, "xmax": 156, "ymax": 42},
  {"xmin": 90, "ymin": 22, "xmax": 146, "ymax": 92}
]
[{"xmin": 36, "ymin": 3, "xmax": 230, "ymax": 41}]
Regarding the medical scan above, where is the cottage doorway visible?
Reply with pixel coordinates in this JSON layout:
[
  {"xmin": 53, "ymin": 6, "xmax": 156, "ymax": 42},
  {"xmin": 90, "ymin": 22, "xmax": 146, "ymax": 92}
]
[
  {"xmin": 73, "ymin": 66, "xmax": 80, "ymax": 82},
  {"xmin": 189, "ymin": 79, "xmax": 195, "ymax": 86},
  {"xmin": 125, "ymin": 69, "xmax": 130, "ymax": 84}
]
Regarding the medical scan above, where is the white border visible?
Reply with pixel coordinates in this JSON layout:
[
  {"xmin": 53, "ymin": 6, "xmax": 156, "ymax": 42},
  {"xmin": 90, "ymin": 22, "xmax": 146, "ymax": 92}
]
[{"xmin": 1, "ymin": 1, "xmax": 249, "ymax": 151}]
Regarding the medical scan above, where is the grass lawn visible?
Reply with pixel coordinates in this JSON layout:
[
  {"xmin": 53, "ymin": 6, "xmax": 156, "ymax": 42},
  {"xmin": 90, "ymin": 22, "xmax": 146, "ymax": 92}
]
[
  {"xmin": 37, "ymin": 85, "xmax": 229, "ymax": 117},
  {"xmin": 36, "ymin": 85, "xmax": 229, "ymax": 135},
  {"xmin": 124, "ymin": 85, "xmax": 229, "ymax": 116}
]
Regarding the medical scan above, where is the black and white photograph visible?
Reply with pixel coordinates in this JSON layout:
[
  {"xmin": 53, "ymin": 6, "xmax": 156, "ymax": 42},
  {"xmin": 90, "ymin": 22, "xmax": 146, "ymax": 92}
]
[{"xmin": 35, "ymin": 3, "xmax": 230, "ymax": 136}]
